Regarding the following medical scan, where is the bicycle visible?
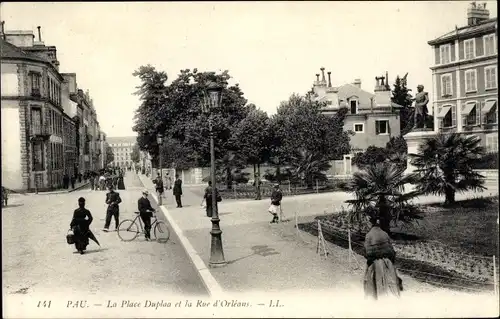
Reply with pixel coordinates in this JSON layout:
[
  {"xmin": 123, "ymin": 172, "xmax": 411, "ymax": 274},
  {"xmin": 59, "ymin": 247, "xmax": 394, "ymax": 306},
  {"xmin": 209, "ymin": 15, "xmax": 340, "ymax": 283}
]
[{"xmin": 117, "ymin": 211, "xmax": 170, "ymax": 242}]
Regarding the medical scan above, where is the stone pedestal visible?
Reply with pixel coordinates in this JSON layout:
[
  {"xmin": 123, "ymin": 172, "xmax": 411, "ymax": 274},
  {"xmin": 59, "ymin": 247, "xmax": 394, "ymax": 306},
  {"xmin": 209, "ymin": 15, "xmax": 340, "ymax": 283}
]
[{"xmin": 404, "ymin": 129, "xmax": 437, "ymax": 175}]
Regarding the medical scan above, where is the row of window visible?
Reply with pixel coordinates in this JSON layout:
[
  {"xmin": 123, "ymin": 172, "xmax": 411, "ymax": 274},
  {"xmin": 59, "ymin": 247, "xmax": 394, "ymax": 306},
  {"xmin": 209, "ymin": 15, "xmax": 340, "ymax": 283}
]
[
  {"xmin": 29, "ymin": 72, "xmax": 62, "ymax": 106},
  {"xmin": 352, "ymin": 120, "xmax": 390, "ymax": 135},
  {"xmin": 115, "ymin": 155, "xmax": 131, "ymax": 161},
  {"xmin": 440, "ymin": 66, "xmax": 497, "ymax": 96},
  {"xmin": 439, "ymin": 34, "xmax": 496, "ymax": 65},
  {"xmin": 437, "ymin": 100, "xmax": 497, "ymax": 128}
]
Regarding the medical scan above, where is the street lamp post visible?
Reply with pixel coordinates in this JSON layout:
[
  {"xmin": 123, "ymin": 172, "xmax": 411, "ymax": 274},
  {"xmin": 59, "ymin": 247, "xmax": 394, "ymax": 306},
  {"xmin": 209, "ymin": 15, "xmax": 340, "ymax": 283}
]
[
  {"xmin": 202, "ymin": 81, "xmax": 226, "ymax": 267},
  {"xmin": 157, "ymin": 133, "xmax": 163, "ymax": 206}
]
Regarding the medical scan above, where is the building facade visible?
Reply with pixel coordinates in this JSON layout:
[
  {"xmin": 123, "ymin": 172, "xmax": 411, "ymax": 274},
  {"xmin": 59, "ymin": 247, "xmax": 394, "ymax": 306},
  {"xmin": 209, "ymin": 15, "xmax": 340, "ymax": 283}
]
[
  {"xmin": 63, "ymin": 72, "xmax": 103, "ymax": 173},
  {"xmin": 107, "ymin": 136, "xmax": 137, "ymax": 168},
  {"xmin": 311, "ymin": 68, "xmax": 402, "ymax": 174},
  {"xmin": 1, "ymin": 24, "xmax": 106, "ymax": 191},
  {"xmin": 1, "ymin": 29, "xmax": 72, "ymax": 191},
  {"xmin": 428, "ymin": 2, "xmax": 498, "ymax": 153}
]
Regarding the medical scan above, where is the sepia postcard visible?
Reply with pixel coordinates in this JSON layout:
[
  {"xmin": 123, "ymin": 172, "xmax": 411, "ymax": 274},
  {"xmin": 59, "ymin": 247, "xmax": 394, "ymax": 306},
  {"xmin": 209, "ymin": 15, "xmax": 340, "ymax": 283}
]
[{"xmin": 1, "ymin": 1, "xmax": 499, "ymax": 318}]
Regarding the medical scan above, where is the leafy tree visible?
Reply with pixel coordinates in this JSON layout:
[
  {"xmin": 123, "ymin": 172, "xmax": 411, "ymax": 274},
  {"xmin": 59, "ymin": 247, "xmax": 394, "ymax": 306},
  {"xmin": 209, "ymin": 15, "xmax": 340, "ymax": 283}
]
[
  {"xmin": 391, "ymin": 74, "xmax": 414, "ymax": 136},
  {"xmin": 352, "ymin": 136, "xmax": 409, "ymax": 171},
  {"xmin": 232, "ymin": 106, "xmax": 270, "ymax": 199},
  {"xmin": 132, "ymin": 67, "xmax": 251, "ymax": 189},
  {"xmin": 409, "ymin": 133, "xmax": 486, "ymax": 205},
  {"xmin": 104, "ymin": 142, "xmax": 114, "ymax": 166},
  {"xmin": 132, "ymin": 64, "xmax": 169, "ymax": 161},
  {"xmin": 271, "ymin": 94, "xmax": 350, "ymax": 188},
  {"xmin": 345, "ymin": 162, "xmax": 422, "ymax": 235},
  {"xmin": 130, "ymin": 143, "xmax": 141, "ymax": 164},
  {"xmin": 352, "ymin": 146, "xmax": 388, "ymax": 168}
]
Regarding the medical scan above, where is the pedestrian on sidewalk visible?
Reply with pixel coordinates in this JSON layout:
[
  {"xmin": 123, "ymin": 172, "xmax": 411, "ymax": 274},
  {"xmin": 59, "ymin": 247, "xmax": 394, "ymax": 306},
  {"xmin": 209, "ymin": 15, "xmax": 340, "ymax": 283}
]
[
  {"xmin": 165, "ymin": 174, "xmax": 172, "ymax": 190},
  {"xmin": 173, "ymin": 174, "xmax": 183, "ymax": 208},
  {"xmin": 363, "ymin": 216, "xmax": 403, "ymax": 301},
  {"xmin": 89, "ymin": 172, "xmax": 95, "ymax": 190},
  {"xmin": 201, "ymin": 181, "xmax": 221, "ymax": 217},
  {"xmin": 138, "ymin": 190, "xmax": 155, "ymax": 241},
  {"xmin": 268, "ymin": 183, "xmax": 283, "ymax": 224},
  {"xmin": 103, "ymin": 185, "xmax": 122, "ymax": 232},
  {"xmin": 153, "ymin": 174, "xmax": 164, "ymax": 199},
  {"xmin": 70, "ymin": 175, "xmax": 76, "ymax": 190},
  {"xmin": 63, "ymin": 174, "xmax": 69, "ymax": 189}
]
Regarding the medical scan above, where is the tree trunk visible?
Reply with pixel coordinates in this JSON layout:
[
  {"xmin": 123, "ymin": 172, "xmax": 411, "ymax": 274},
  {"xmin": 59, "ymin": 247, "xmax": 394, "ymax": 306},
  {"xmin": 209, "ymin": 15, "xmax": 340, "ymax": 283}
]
[
  {"xmin": 225, "ymin": 166, "xmax": 232, "ymax": 190},
  {"xmin": 276, "ymin": 164, "xmax": 281, "ymax": 184},
  {"xmin": 444, "ymin": 186, "xmax": 456, "ymax": 206},
  {"xmin": 256, "ymin": 163, "xmax": 262, "ymax": 200}
]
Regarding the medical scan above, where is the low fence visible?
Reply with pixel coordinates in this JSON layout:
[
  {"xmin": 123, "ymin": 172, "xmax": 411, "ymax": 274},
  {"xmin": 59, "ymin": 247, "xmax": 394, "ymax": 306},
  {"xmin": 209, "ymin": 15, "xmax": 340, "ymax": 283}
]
[
  {"xmin": 286, "ymin": 211, "xmax": 499, "ymax": 295},
  {"xmin": 216, "ymin": 177, "xmax": 352, "ymax": 199}
]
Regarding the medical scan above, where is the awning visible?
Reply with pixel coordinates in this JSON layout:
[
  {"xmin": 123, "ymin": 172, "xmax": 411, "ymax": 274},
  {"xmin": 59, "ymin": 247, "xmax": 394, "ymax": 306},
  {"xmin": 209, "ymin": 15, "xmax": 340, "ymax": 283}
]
[
  {"xmin": 461, "ymin": 103, "xmax": 476, "ymax": 115},
  {"xmin": 482, "ymin": 100, "xmax": 497, "ymax": 114},
  {"xmin": 437, "ymin": 106, "xmax": 451, "ymax": 118}
]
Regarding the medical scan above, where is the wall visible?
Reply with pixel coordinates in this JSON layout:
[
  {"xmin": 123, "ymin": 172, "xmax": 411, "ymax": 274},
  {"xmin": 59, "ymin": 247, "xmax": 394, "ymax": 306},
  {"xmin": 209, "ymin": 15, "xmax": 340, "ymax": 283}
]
[
  {"xmin": 1, "ymin": 63, "xmax": 19, "ymax": 96},
  {"xmin": 459, "ymin": 64, "xmax": 498, "ymax": 97},
  {"xmin": 344, "ymin": 113, "xmax": 400, "ymax": 150},
  {"xmin": 1, "ymin": 103, "xmax": 22, "ymax": 190}
]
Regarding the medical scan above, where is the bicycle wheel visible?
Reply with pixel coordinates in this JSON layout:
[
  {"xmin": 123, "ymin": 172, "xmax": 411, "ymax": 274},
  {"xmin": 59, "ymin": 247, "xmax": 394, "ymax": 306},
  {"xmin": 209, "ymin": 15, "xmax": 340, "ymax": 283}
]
[
  {"xmin": 117, "ymin": 219, "xmax": 140, "ymax": 241},
  {"xmin": 153, "ymin": 220, "xmax": 170, "ymax": 242}
]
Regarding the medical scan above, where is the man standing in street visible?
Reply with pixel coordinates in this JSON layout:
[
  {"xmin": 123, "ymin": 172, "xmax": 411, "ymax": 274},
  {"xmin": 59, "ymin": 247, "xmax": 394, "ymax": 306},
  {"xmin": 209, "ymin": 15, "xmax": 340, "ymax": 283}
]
[
  {"xmin": 173, "ymin": 174, "xmax": 183, "ymax": 208},
  {"xmin": 138, "ymin": 190, "xmax": 155, "ymax": 241},
  {"xmin": 103, "ymin": 185, "xmax": 122, "ymax": 232}
]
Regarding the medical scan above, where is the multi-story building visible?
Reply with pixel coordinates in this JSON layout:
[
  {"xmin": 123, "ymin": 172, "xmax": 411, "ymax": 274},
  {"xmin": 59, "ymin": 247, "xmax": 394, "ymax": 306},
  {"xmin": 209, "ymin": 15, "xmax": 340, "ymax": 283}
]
[
  {"xmin": 107, "ymin": 136, "xmax": 137, "ymax": 168},
  {"xmin": 311, "ymin": 68, "xmax": 402, "ymax": 174},
  {"xmin": 428, "ymin": 2, "xmax": 498, "ymax": 152},
  {"xmin": 1, "ymin": 24, "xmax": 106, "ymax": 191},
  {"xmin": 99, "ymin": 131, "xmax": 107, "ymax": 169},
  {"xmin": 1, "ymin": 26, "xmax": 78, "ymax": 191},
  {"xmin": 63, "ymin": 72, "xmax": 103, "ymax": 173}
]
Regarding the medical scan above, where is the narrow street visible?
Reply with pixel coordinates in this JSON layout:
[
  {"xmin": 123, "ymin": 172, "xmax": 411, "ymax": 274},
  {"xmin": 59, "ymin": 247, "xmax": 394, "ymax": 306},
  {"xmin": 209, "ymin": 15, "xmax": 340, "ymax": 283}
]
[{"xmin": 2, "ymin": 172, "xmax": 208, "ymax": 302}]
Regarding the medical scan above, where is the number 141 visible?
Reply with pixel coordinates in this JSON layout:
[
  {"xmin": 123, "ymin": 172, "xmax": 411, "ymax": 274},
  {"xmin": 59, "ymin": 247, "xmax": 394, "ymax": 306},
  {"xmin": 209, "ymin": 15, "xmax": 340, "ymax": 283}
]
[{"xmin": 37, "ymin": 301, "xmax": 51, "ymax": 308}]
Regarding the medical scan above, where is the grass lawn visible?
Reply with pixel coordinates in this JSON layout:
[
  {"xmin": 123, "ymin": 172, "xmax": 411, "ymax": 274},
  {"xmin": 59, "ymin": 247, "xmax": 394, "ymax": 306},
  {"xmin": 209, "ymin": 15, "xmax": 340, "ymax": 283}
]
[{"xmin": 396, "ymin": 196, "xmax": 499, "ymax": 257}]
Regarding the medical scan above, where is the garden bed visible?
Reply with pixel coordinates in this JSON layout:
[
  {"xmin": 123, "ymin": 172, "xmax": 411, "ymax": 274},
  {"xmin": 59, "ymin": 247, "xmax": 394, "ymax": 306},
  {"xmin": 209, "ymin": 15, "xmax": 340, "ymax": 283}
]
[{"xmin": 298, "ymin": 196, "xmax": 499, "ymax": 293}]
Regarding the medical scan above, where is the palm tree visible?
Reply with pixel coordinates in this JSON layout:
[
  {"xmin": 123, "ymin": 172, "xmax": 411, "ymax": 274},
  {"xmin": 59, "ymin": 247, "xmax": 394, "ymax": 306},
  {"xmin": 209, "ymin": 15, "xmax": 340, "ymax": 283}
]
[
  {"xmin": 408, "ymin": 133, "xmax": 486, "ymax": 205},
  {"xmin": 289, "ymin": 149, "xmax": 330, "ymax": 189},
  {"xmin": 345, "ymin": 162, "xmax": 421, "ymax": 235}
]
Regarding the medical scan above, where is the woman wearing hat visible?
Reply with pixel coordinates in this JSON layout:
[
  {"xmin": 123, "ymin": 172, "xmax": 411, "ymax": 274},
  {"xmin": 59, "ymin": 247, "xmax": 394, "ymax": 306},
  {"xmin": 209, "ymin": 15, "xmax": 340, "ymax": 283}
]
[{"xmin": 69, "ymin": 197, "xmax": 94, "ymax": 254}]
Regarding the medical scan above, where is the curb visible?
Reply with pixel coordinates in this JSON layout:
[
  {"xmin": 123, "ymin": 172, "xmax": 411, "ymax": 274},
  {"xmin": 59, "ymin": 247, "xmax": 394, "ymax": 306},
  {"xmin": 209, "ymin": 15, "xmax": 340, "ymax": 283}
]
[
  {"xmin": 138, "ymin": 174, "xmax": 224, "ymax": 297},
  {"xmin": 34, "ymin": 182, "xmax": 90, "ymax": 195}
]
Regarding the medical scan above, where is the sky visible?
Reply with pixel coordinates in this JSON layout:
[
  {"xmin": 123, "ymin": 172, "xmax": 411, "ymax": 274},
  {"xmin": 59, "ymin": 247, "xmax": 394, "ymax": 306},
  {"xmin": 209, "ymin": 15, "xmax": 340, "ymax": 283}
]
[{"xmin": 1, "ymin": 1, "xmax": 497, "ymax": 137}]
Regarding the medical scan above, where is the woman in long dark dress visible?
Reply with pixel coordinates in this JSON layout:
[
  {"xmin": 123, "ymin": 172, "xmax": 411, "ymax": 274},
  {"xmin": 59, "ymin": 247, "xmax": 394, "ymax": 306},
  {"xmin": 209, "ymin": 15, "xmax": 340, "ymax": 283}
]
[
  {"xmin": 70, "ymin": 197, "xmax": 94, "ymax": 254},
  {"xmin": 202, "ymin": 181, "xmax": 221, "ymax": 217},
  {"xmin": 363, "ymin": 216, "xmax": 403, "ymax": 300}
]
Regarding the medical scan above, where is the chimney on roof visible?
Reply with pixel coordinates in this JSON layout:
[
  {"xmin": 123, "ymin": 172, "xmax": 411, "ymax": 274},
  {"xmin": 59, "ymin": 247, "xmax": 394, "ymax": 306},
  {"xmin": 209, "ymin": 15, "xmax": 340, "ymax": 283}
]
[
  {"xmin": 315, "ymin": 74, "xmax": 320, "ymax": 82},
  {"xmin": 37, "ymin": 26, "xmax": 42, "ymax": 42},
  {"xmin": 320, "ymin": 67, "xmax": 326, "ymax": 83},
  {"xmin": 467, "ymin": 2, "xmax": 489, "ymax": 25},
  {"xmin": 352, "ymin": 79, "xmax": 362, "ymax": 89},
  {"xmin": 1, "ymin": 21, "xmax": 5, "ymax": 40},
  {"xmin": 327, "ymin": 72, "xmax": 332, "ymax": 87}
]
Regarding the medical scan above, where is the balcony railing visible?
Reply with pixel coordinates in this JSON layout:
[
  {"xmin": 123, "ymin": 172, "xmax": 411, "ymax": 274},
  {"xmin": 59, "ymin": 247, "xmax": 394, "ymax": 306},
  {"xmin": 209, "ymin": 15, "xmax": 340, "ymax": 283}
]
[
  {"xmin": 30, "ymin": 125, "xmax": 51, "ymax": 141},
  {"xmin": 31, "ymin": 88, "xmax": 41, "ymax": 97}
]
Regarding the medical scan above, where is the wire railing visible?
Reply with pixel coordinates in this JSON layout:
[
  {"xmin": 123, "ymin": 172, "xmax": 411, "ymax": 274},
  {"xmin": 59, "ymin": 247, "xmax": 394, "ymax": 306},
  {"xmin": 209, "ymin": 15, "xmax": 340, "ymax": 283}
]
[{"xmin": 287, "ymin": 210, "xmax": 499, "ymax": 295}]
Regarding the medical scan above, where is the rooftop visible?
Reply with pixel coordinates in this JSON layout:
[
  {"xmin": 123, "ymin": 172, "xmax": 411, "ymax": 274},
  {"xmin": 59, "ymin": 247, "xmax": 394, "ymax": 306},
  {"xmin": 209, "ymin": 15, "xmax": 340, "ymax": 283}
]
[
  {"xmin": 428, "ymin": 18, "xmax": 497, "ymax": 45},
  {"xmin": 0, "ymin": 39, "xmax": 49, "ymax": 64}
]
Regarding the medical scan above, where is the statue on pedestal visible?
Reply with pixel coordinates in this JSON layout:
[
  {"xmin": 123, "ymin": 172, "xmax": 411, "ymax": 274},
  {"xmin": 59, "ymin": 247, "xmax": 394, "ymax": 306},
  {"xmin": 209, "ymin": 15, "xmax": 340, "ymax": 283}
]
[{"xmin": 412, "ymin": 85, "xmax": 429, "ymax": 129}]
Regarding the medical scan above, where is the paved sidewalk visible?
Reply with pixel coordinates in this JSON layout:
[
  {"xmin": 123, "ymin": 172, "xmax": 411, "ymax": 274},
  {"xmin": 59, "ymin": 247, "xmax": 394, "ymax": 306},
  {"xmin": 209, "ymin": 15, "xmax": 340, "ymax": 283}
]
[
  {"xmin": 33, "ymin": 180, "xmax": 90, "ymax": 195},
  {"xmin": 138, "ymin": 174, "xmax": 497, "ymax": 297}
]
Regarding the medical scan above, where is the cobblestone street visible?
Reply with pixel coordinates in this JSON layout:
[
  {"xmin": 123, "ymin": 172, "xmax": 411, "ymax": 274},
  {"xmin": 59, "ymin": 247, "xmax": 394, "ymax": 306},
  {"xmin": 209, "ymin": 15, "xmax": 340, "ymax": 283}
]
[{"xmin": 2, "ymin": 173, "xmax": 208, "ymax": 302}]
